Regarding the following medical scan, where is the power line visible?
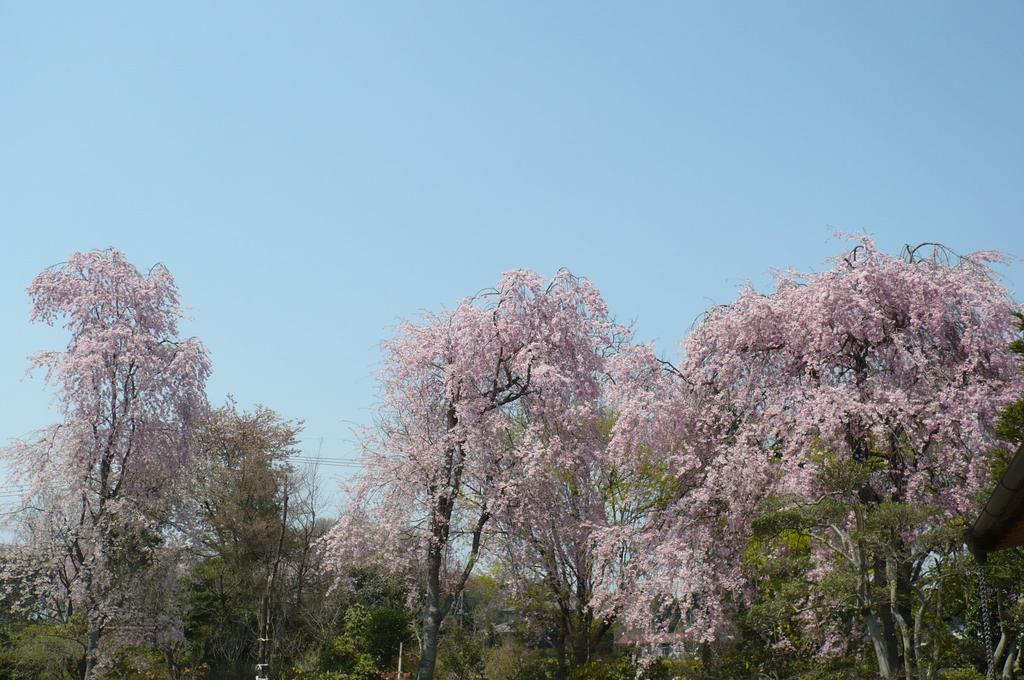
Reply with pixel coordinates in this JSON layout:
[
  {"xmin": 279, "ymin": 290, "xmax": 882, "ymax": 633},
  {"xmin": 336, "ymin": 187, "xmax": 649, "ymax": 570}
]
[
  {"xmin": 289, "ymin": 459, "xmax": 363, "ymax": 468},
  {"xmin": 286, "ymin": 454, "xmax": 366, "ymax": 467}
]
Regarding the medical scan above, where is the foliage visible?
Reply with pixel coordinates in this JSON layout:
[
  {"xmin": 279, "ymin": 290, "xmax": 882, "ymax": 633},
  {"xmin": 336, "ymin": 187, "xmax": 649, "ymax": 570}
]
[
  {"xmin": 2, "ymin": 239, "xmax": 1023, "ymax": 679},
  {"xmin": 483, "ymin": 640, "xmax": 560, "ymax": 680},
  {"xmin": 565, "ymin": 656, "xmax": 634, "ymax": 680},
  {"xmin": 596, "ymin": 237, "xmax": 1024, "ymax": 678},
  {"xmin": 996, "ymin": 312, "xmax": 1024, "ymax": 445},
  {"xmin": 315, "ymin": 605, "xmax": 381, "ymax": 680},
  {"xmin": 0, "ymin": 621, "xmax": 85, "ymax": 680},
  {"xmin": 321, "ymin": 270, "xmax": 628, "ymax": 680},
  {"xmin": 1, "ymin": 249, "xmax": 210, "ymax": 678}
]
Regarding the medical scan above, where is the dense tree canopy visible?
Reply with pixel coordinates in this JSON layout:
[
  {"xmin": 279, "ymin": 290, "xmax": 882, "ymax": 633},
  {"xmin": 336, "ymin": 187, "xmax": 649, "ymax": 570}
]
[
  {"xmin": 2, "ymin": 250, "xmax": 210, "ymax": 678},
  {"xmin": 596, "ymin": 238, "xmax": 1024, "ymax": 677},
  {"xmin": 320, "ymin": 270, "xmax": 628, "ymax": 680},
  {"xmin": 2, "ymin": 241, "xmax": 1022, "ymax": 680}
]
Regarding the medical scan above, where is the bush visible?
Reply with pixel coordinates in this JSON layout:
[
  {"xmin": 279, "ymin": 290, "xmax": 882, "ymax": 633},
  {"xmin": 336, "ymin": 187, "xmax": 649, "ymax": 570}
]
[
  {"xmin": 481, "ymin": 641, "xmax": 559, "ymax": 680},
  {"xmin": 315, "ymin": 605, "xmax": 381, "ymax": 680},
  {"xmin": 2, "ymin": 622, "xmax": 85, "ymax": 680},
  {"xmin": 938, "ymin": 669, "xmax": 986, "ymax": 680},
  {"xmin": 567, "ymin": 656, "xmax": 635, "ymax": 680},
  {"xmin": 644, "ymin": 657, "xmax": 704, "ymax": 680},
  {"xmin": 436, "ymin": 626, "xmax": 485, "ymax": 680}
]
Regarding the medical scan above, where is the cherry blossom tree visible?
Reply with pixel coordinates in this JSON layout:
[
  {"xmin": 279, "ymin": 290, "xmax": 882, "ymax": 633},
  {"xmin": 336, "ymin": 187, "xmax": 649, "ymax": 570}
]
[
  {"xmin": 494, "ymin": 404, "xmax": 677, "ymax": 673},
  {"xmin": 496, "ymin": 422, "xmax": 616, "ymax": 672},
  {"xmin": 598, "ymin": 238, "xmax": 1024, "ymax": 677},
  {"xmin": 1, "ymin": 249, "xmax": 209, "ymax": 678},
  {"xmin": 321, "ymin": 270, "xmax": 625, "ymax": 680}
]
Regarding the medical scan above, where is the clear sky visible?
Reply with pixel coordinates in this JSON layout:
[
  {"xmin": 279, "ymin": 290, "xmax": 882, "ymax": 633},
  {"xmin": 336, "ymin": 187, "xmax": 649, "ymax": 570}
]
[{"xmin": 2, "ymin": 3, "xmax": 1022, "ymax": 510}]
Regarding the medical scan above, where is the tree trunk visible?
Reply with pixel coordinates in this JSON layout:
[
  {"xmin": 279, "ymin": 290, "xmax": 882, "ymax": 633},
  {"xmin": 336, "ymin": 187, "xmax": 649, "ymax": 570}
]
[
  {"xmin": 887, "ymin": 557, "xmax": 915, "ymax": 679},
  {"xmin": 866, "ymin": 611, "xmax": 897, "ymax": 680},
  {"xmin": 83, "ymin": 623, "xmax": 101, "ymax": 680},
  {"xmin": 256, "ymin": 488, "xmax": 289, "ymax": 679},
  {"xmin": 417, "ymin": 544, "xmax": 443, "ymax": 680},
  {"xmin": 856, "ymin": 540, "xmax": 900, "ymax": 678},
  {"xmin": 163, "ymin": 648, "xmax": 182, "ymax": 680},
  {"xmin": 996, "ymin": 629, "xmax": 1009, "ymax": 674},
  {"xmin": 417, "ymin": 407, "xmax": 464, "ymax": 680},
  {"xmin": 81, "ymin": 556, "xmax": 106, "ymax": 680},
  {"xmin": 554, "ymin": 615, "xmax": 569, "ymax": 679},
  {"xmin": 859, "ymin": 570, "xmax": 903, "ymax": 677},
  {"xmin": 1002, "ymin": 637, "xmax": 1018, "ymax": 680},
  {"xmin": 571, "ymin": 608, "xmax": 593, "ymax": 668}
]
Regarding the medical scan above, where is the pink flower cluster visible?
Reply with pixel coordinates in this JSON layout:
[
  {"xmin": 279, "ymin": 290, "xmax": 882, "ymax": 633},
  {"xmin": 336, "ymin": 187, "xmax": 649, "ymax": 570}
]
[{"xmin": 325, "ymin": 239, "xmax": 1024, "ymax": 650}]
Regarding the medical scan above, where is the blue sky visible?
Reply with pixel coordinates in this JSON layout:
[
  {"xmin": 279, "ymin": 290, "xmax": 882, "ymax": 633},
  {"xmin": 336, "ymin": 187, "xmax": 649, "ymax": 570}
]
[{"xmin": 2, "ymin": 3, "xmax": 1022, "ymax": 509}]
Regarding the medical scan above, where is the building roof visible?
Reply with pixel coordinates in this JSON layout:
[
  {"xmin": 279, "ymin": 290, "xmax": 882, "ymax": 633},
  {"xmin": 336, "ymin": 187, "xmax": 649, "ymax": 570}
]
[{"xmin": 968, "ymin": 443, "xmax": 1024, "ymax": 557}]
